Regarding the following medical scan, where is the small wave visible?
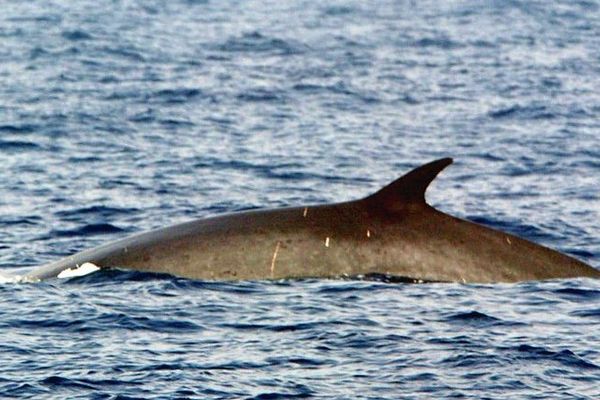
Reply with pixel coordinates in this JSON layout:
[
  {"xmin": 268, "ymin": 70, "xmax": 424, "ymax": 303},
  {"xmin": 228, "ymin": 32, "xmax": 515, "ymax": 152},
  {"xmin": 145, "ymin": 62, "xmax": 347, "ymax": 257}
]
[
  {"xmin": 41, "ymin": 376, "xmax": 97, "ymax": 390},
  {"xmin": 441, "ymin": 353, "xmax": 501, "ymax": 368},
  {"xmin": 193, "ymin": 158, "xmax": 363, "ymax": 183},
  {"xmin": 8, "ymin": 14, "xmax": 62, "ymax": 23},
  {"xmin": 71, "ymin": 269, "xmax": 176, "ymax": 284},
  {"xmin": 511, "ymin": 344, "xmax": 599, "ymax": 370},
  {"xmin": 158, "ymin": 118, "xmax": 195, "ymax": 127},
  {"xmin": 293, "ymin": 81, "xmax": 380, "ymax": 104},
  {"xmin": 219, "ymin": 319, "xmax": 346, "ymax": 333},
  {"xmin": 0, "ymin": 124, "xmax": 37, "ymax": 134},
  {"xmin": 246, "ymin": 385, "xmax": 315, "ymax": 400},
  {"xmin": 28, "ymin": 46, "xmax": 49, "ymax": 60},
  {"xmin": 101, "ymin": 46, "xmax": 145, "ymax": 61},
  {"xmin": 218, "ymin": 31, "xmax": 304, "ymax": 55},
  {"xmin": 264, "ymin": 356, "xmax": 330, "ymax": 368},
  {"xmin": 427, "ymin": 335, "xmax": 476, "ymax": 346},
  {"xmin": 0, "ymin": 383, "xmax": 43, "ymax": 398},
  {"xmin": 237, "ymin": 88, "xmax": 286, "ymax": 103},
  {"xmin": 48, "ymin": 223, "xmax": 125, "ymax": 238},
  {"xmin": 89, "ymin": 312, "xmax": 203, "ymax": 333},
  {"xmin": 488, "ymin": 104, "xmax": 556, "ymax": 120},
  {"xmin": 61, "ymin": 29, "xmax": 93, "ymax": 41},
  {"xmin": 55, "ymin": 205, "xmax": 139, "ymax": 219},
  {"xmin": 554, "ymin": 287, "xmax": 600, "ymax": 300},
  {"xmin": 358, "ymin": 273, "xmax": 435, "ymax": 283},
  {"xmin": 470, "ymin": 39, "xmax": 496, "ymax": 48},
  {"xmin": 154, "ymin": 88, "xmax": 202, "ymax": 99},
  {"xmin": 467, "ymin": 216, "xmax": 550, "ymax": 242},
  {"xmin": 67, "ymin": 155, "xmax": 104, "ymax": 163},
  {"xmin": 570, "ymin": 309, "xmax": 600, "ymax": 318},
  {"xmin": 98, "ymin": 75, "xmax": 119, "ymax": 84},
  {"xmin": 103, "ymin": 90, "xmax": 140, "ymax": 101},
  {"xmin": 146, "ymin": 88, "xmax": 206, "ymax": 104},
  {"xmin": 445, "ymin": 310, "xmax": 523, "ymax": 328},
  {"xmin": 448, "ymin": 310, "xmax": 500, "ymax": 322},
  {"xmin": 564, "ymin": 249, "xmax": 595, "ymax": 260},
  {"xmin": 413, "ymin": 37, "xmax": 462, "ymax": 49},
  {"xmin": 322, "ymin": 5, "xmax": 356, "ymax": 16},
  {"xmin": 0, "ymin": 216, "xmax": 42, "ymax": 226},
  {"xmin": 313, "ymin": 281, "xmax": 385, "ymax": 294},
  {"xmin": 0, "ymin": 140, "xmax": 41, "ymax": 152},
  {"xmin": 128, "ymin": 108, "xmax": 156, "ymax": 123},
  {"xmin": 292, "ymin": 83, "xmax": 324, "ymax": 93}
]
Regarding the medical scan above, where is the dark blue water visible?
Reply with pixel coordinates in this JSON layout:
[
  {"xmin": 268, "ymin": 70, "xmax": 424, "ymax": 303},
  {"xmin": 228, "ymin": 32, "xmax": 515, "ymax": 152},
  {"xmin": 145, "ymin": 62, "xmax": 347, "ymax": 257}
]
[{"xmin": 1, "ymin": 0, "xmax": 599, "ymax": 398}]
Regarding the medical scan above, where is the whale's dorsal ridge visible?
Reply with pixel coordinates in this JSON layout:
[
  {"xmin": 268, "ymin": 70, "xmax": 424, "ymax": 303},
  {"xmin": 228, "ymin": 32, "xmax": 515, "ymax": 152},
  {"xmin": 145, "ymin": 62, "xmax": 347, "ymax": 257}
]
[
  {"xmin": 363, "ymin": 157, "xmax": 453, "ymax": 210},
  {"xmin": 21, "ymin": 155, "xmax": 600, "ymax": 283}
]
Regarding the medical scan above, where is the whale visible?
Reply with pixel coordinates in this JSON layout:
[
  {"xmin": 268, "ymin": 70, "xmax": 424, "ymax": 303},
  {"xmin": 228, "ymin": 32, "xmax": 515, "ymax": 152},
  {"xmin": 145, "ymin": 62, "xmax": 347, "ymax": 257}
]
[{"xmin": 20, "ymin": 157, "xmax": 600, "ymax": 283}]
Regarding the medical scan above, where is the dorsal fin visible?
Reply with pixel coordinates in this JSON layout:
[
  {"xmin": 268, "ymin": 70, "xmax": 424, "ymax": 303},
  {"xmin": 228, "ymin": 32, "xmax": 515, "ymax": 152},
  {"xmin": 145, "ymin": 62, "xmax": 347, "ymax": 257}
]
[{"xmin": 363, "ymin": 158, "xmax": 453, "ymax": 211}]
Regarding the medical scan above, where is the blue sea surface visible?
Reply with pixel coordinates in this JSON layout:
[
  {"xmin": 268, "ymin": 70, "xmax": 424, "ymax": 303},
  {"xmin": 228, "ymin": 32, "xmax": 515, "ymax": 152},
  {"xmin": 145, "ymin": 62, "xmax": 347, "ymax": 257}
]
[{"xmin": 1, "ymin": 0, "xmax": 599, "ymax": 398}]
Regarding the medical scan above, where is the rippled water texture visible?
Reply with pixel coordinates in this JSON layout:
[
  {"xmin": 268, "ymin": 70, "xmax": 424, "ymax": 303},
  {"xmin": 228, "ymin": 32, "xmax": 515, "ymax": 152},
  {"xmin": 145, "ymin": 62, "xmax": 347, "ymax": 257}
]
[{"xmin": 1, "ymin": 0, "xmax": 599, "ymax": 398}]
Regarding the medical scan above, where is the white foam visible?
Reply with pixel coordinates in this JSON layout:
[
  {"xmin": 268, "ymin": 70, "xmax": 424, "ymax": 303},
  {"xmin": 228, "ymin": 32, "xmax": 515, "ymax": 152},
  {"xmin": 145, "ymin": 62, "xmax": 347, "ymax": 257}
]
[
  {"xmin": 0, "ymin": 272, "xmax": 23, "ymax": 284},
  {"xmin": 57, "ymin": 262, "xmax": 101, "ymax": 279}
]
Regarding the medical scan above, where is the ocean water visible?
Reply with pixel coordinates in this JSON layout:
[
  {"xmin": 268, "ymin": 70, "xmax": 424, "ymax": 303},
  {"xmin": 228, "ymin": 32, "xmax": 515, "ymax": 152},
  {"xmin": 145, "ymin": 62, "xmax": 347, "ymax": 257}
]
[{"xmin": 1, "ymin": 0, "xmax": 599, "ymax": 398}]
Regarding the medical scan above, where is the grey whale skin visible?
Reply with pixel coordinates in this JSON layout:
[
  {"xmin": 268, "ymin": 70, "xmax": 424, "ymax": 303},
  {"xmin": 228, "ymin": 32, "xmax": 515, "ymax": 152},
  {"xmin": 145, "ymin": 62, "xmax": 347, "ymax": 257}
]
[{"xmin": 25, "ymin": 158, "xmax": 599, "ymax": 283}]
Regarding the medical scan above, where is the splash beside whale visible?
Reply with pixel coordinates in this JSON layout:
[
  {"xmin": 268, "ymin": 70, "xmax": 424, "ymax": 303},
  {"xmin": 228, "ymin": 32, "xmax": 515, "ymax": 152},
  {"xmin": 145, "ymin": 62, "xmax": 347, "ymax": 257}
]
[{"xmin": 19, "ymin": 158, "xmax": 600, "ymax": 283}]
